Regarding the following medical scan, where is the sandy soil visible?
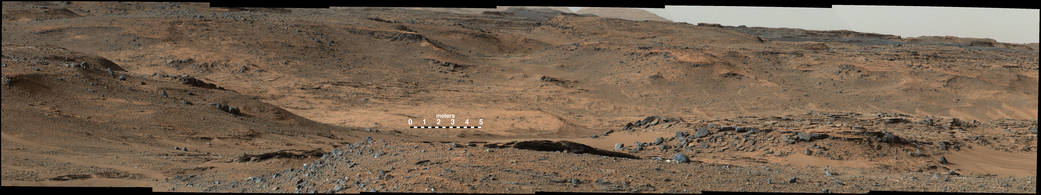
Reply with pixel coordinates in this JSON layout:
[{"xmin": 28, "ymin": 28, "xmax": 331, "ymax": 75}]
[{"xmin": 2, "ymin": 2, "xmax": 1037, "ymax": 193}]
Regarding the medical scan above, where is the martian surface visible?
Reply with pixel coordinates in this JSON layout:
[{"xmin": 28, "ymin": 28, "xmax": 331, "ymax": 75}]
[{"xmin": 2, "ymin": 2, "xmax": 1037, "ymax": 193}]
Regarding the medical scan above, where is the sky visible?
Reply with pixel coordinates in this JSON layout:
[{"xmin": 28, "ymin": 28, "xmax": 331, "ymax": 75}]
[{"xmin": 570, "ymin": 6, "xmax": 1040, "ymax": 44}]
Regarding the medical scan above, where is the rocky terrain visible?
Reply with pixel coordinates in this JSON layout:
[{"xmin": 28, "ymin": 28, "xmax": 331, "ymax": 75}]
[{"xmin": 2, "ymin": 2, "xmax": 1037, "ymax": 193}]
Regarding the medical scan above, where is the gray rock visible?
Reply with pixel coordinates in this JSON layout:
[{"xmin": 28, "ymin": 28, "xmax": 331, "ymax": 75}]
[
  {"xmin": 1031, "ymin": 126, "xmax": 1038, "ymax": 134},
  {"xmin": 631, "ymin": 145, "xmax": 643, "ymax": 153},
  {"xmin": 161, "ymin": 90, "xmax": 168, "ymax": 98},
  {"xmin": 603, "ymin": 130, "xmax": 614, "ymax": 136},
  {"xmin": 653, "ymin": 137, "xmax": 665, "ymax": 145},
  {"xmin": 797, "ymin": 132, "xmax": 812, "ymax": 141},
  {"xmin": 881, "ymin": 132, "xmax": 900, "ymax": 143},
  {"xmin": 918, "ymin": 118, "xmax": 934, "ymax": 126},
  {"xmin": 660, "ymin": 144, "xmax": 671, "ymax": 152},
  {"xmin": 788, "ymin": 177, "xmax": 797, "ymax": 183},
  {"xmin": 675, "ymin": 131, "xmax": 688, "ymax": 139},
  {"xmin": 695, "ymin": 128, "xmax": 710, "ymax": 138},
  {"xmin": 672, "ymin": 153, "xmax": 690, "ymax": 163},
  {"xmin": 227, "ymin": 106, "xmax": 241, "ymax": 115},
  {"xmin": 719, "ymin": 126, "xmax": 736, "ymax": 131},
  {"xmin": 939, "ymin": 156, "xmax": 949, "ymax": 164},
  {"xmin": 614, "ymin": 143, "xmax": 624, "ymax": 151},
  {"xmin": 746, "ymin": 127, "xmax": 760, "ymax": 133},
  {"xmin": 377, "ymin": 170, "xmax": 388, "ymax": 180}
]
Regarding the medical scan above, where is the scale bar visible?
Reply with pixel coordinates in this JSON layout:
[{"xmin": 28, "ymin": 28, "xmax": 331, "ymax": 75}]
[{"xmin": 410, "ymin": 126, "xmax": 482, "ymax": 129}]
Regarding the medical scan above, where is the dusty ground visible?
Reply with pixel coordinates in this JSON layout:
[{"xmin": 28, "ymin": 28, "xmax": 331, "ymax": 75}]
[{"xmin": 2, "ymin": 2, "xmax": 1037, "ymax": 193}]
